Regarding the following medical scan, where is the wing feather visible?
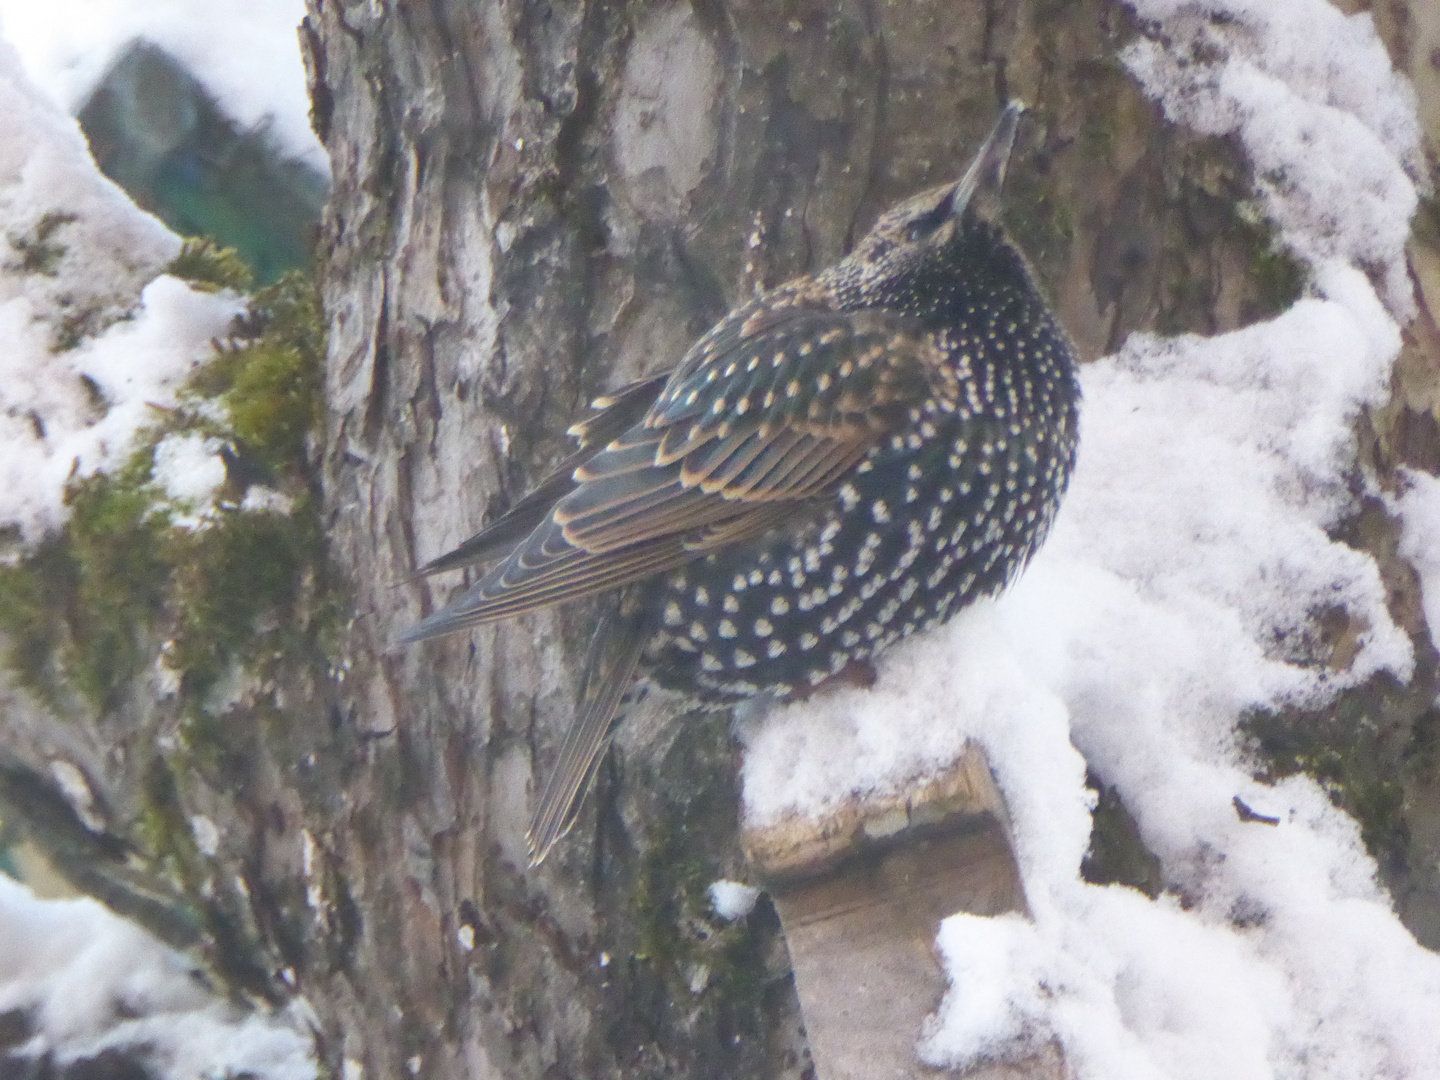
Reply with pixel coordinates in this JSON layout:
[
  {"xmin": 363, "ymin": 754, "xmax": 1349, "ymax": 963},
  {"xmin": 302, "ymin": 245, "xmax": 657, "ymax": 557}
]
[
  {"xmin": 526, "ymin": 595, "xmax": 653, "ymax": 866},
  {"xmin": 398, "ymin": 305, "xmax": 950, "ymax": 644},
  {"xmin": 408, "ymin": 374, "xmax": 670, "ymax": 578}
]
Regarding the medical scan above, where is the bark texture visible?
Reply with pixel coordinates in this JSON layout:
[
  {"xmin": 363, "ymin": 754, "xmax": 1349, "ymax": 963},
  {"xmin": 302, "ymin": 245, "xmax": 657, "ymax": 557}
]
[{"xmin": 2, "ymin": 1, "xmax": 1439, "ymax": 1078}]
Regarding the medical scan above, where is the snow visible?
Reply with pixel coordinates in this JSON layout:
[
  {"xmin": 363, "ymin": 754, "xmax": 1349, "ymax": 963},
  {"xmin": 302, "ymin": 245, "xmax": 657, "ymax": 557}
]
[
  {"xmin": 150, "ymin": 430, "xmax": 229, "ymax": 528},
  {"xmin": 921, "ymin": 913, "xmax": 1053, "ymax": 1064},
  {"xmin": 742, "ymin": 1, "xmax": 1440, "ymax": 1077},
  {"xmin": 1396, "ymin": 469, "xmax": 1440, "ymax": 641},
  {"xmin": 0, "ymin": 31, "xmax": 244, "ymax": 545},
  {"xmin": 243, "ymin": 484, "xmax": 297, "ymax": 516},
  {"xmin": 0, "ymin": 874, "xmax": 316, "ymax": 1080},
  {"xmin": 0, "ymin": 0, "xmax": 323, "ymax": 169},
  {"xmin": 0, "ymin": 265, "xmax": 242, "ymax": 546},
  {"xmin": 1122, "ymin": 0, "xmax": 1424, "ymax": 315},
  {"xmin": 708, "ymin": 880, "xmax": 761, "ymax": 920}
]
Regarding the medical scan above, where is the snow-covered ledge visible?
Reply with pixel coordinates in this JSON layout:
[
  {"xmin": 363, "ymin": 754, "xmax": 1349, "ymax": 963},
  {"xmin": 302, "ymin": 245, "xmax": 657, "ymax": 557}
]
[
  {"xmin": 741, "ymin": 2, "xmax": 1440, "ymax": 1077},
  {"xmin": 745, "ymin": 744, "xmax": 1061, "ymax": 1080}
]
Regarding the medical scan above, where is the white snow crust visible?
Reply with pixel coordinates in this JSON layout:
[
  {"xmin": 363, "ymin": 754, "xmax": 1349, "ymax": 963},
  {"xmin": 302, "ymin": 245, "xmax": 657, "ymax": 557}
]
[
  {"xmin": 0, "ymin": 0, "xmax": 323, "ymax": 169},
  {"xmin": 149, "ymin": 431, "xmax": 230, "ymax": 529},
  {"xmin": 708, "ymin": 879, "xmax": 762, "ymax": 921},
  {"xmin": 742, "ymin": 2, "xmax": 1440, "ymax": 1077},
  {"xmin": 0, "ymin": 35, "xmax": 242, "ymax": 545},
  {"xmin": 1396, "ymin": 468, "xmax": 1440, "ymax": 642},
  {"xmin": 0, "ymin": 874, "xmax": 316, "ymax": 1080}
]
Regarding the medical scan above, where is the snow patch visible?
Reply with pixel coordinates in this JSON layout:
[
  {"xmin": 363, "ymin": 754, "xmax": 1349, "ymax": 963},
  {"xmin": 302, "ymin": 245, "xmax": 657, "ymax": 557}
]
[
  {"xmin": 243, "ymin": 485, "xmax": 295, "ymax": 516},
  {"xmin": 920, "ymin": 913, "xmax": 1053, "ymax": 1064},
  {"xmin": 0, "ymin": 273, "xmax": 241, "ymax": 542},
  {"xmin": 0, "ymin": 874, "xmax": 315, "ymax": 1080},
  {"xmin": 150, "ymin": 431, "xmax": 228, "ymax": 527},
  {"xmin": 1122, "ymin": 0, "xmax": 1423, "ymax": 314},
  {"xmin": 1396, "ymin": 468, "xmax": 1440, "ymax": 643},
  {"xmin": 707, "ymin": 880, "xmax": 761, "ymax": 921},
  {"xmin": 0, "ymin": 38, "xmax": 243, "ymax": 543}
]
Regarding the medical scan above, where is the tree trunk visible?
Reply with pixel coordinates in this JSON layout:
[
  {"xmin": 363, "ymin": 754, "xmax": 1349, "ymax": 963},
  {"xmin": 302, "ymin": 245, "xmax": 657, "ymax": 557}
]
[{"xmin": 3, "ymin": 0, "xmax": 1438, "ymax": 1077}]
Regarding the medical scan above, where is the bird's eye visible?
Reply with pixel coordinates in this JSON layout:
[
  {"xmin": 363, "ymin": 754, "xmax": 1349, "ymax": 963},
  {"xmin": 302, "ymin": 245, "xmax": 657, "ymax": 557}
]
[
  {"xmin": 904, "ymin": 219, "xmax": 936, "ymax": 242},
  {"xmin": 904, "ymin": 191, "xmax": 955, "ymax": 241}
]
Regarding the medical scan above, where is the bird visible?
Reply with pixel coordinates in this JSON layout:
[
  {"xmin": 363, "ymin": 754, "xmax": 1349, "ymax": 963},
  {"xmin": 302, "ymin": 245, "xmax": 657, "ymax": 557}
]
[{"xmin": 397, "ymin": 101, "xmax": 1081, "ymax": 866}]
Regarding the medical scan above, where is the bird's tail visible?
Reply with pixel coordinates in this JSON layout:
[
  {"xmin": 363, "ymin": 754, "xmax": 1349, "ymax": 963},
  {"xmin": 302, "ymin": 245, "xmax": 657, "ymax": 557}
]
[{"xmin": 525, "ymin": 591, "xmax": 653, "ymax": 866}]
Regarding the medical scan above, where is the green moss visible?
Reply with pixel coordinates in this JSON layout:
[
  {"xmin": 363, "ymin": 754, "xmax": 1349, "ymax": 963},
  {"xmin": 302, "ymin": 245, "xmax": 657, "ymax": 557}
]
[
  {"xmin": 65, "ymin": 465, "xmax": 172, "ymax": 707},
  {"xmin": 1242, "ymin": 678, "xmax": 1416, "ymax": 882},
  {"xmin": 135, "ymin": 754, "xmax": 203, "ymax": 881},
  {"xmin": 1069, "ymin": 59, "xmax": 1128, "ymax": 165},
  {"xmin": 186, "ymin": 270, "xmax": 325, "ymax": 473},
  {"xmin": 1411, "ymin": 193, "xmax": 1439, "ymax": 250},
  {"xmin": 1081, "ymin": 772, "xmax": 1163, "ymax": 897},
  {"xmin": 0, "ymin": 544, "xmax": 77, "ymax": 707},
  {"xmin": 167, "ymin": 236, "xmax": 255, "ymax": 293},
  {"xmin": 169, "ymin": 500, "xmax": 321, "ymax": 704},
  {"xmin": 0, "ymin": 244, "xmax": 331, "ymax": 720},
  {"xmin": 1001, "ymin": 173, "xmax": 1075, "ymax": 290},
  {"xmin": 1234, "ymin": 209, "xmax": 1305, "ymax": 319},
  {"xmin": 1149, "ymin": 140, "xmax": 1308, "ymax": 337},
  {"xmin": 626, "ymin": 730, "xmax": 770, "ymax": 1012},
  {"xmin": 0, "ymin": 454, "xmax": 169, "ymax": 712}
]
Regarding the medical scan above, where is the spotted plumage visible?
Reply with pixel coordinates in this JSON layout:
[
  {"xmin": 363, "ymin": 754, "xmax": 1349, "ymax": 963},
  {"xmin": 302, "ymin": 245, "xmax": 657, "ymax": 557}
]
[{"xmin": 397, "ymin": 102, "xmax": 1081, "ymax": 865}]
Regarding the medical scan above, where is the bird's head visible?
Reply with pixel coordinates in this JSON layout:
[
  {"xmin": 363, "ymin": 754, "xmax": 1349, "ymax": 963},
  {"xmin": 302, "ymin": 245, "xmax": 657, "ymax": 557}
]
[{"xmin": 833, "ymin": 101, "xmax": 1025, "ymax": 296}]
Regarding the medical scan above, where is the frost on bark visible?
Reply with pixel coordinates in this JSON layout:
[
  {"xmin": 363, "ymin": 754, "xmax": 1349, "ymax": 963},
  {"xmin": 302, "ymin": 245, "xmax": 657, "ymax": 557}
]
[{"xmin": 2, "ymin": 0, "xmax": 1438, "ymax": 1077}]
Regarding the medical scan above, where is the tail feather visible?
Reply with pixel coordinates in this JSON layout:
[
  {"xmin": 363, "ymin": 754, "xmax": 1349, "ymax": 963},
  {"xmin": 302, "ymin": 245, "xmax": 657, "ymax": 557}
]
[{"xmin": 526, "ymin": 595, "xmax": 653, "ymax": 866}]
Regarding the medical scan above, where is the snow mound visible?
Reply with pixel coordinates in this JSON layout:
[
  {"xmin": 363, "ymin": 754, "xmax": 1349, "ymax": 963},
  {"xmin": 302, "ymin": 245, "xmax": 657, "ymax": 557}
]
[{"xmin": 0, "ymin": 0, "xmax": 323, "ymax": 169}]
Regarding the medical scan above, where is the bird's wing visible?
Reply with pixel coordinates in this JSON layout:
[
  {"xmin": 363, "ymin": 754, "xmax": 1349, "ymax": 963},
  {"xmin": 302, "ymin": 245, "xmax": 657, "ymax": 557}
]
[
  {"xmin": 649, "ymin": 305, "xmax": 953, "ymax": 495},
  {"xmin": 397, "ymin": 306, "xmax": 952, "ymax": 643},
  {"xmin": 409, "ymin": 374, "xmax": 671, "ymax": 577}
]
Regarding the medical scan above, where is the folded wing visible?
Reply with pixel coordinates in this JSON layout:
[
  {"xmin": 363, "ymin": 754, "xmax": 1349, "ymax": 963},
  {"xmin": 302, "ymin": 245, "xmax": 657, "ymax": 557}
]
[{"xmin": 397, "ymin": 304, "xmax": 952, "ymax": 645}]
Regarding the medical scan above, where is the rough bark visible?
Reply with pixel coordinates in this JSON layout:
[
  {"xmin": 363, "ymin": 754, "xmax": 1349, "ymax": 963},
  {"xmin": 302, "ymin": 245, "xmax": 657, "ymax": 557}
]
[{"xmin": 2, "ymin": 1, "xmax": 1439, "ymax": 1077}]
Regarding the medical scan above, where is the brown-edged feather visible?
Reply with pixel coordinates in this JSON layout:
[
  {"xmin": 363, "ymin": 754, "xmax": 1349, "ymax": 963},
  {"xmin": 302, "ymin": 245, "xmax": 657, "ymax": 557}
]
[
  {"xmin": 396, "ymin": 305, "xmax": 952, "ymax": 644},
  {"xmin": 407, "ymin": 374, "xmax": 670, "ymax": 578}
]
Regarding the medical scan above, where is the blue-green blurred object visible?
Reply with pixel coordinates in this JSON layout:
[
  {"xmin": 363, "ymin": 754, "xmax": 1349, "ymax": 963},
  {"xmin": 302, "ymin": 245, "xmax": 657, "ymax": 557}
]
[{"xmin": 78, "ymin": 41, "xmax": 327, "ymax": 284}]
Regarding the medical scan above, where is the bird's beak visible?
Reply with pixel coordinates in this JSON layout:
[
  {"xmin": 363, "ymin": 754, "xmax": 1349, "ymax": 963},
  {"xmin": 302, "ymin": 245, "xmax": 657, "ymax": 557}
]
[{"xmin": 950, "ymin": 100, "xmax": 1025, "ymax": 220}]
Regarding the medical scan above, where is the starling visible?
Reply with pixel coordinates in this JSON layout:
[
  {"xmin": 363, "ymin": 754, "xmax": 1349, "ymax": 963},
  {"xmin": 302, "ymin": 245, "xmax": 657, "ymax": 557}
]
[{"xmin": 398, "ymin": 102, "xmax": 1081, "ymax": 865}]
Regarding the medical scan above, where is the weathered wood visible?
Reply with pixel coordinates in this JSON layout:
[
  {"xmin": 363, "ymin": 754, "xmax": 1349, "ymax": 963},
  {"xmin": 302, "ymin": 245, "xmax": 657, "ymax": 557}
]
[{"xmin": 746, "ymin": 745, "xmax": 1063, "ymax": 1080}]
